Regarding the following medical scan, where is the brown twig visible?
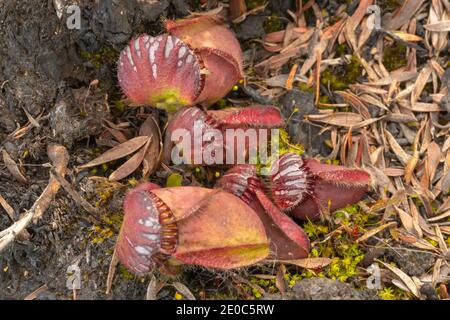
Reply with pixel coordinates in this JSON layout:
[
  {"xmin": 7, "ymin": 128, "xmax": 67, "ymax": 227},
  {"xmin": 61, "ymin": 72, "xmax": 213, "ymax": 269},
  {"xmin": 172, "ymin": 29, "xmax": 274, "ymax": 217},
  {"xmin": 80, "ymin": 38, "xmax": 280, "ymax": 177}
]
[{"xmin": 0, "ymin": 144, "xmax": 69, "ymax": 252}]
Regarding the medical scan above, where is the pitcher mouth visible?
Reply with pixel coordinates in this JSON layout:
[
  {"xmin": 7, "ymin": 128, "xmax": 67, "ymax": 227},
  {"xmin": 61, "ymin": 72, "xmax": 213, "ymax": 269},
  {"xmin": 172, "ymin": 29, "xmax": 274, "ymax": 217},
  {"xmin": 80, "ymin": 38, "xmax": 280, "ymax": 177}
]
[
  {"xmin": 268, "ymin": 153, "xmax": 315, "ymax": 211},
  {"xmin": 116, "ymin": 189, "xmax": 178, "ymax": 275}
]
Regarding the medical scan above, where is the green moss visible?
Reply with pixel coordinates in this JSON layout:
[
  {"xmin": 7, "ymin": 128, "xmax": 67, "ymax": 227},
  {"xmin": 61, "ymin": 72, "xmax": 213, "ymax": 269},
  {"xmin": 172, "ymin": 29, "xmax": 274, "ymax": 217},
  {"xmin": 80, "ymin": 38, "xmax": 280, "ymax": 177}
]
[
  {"xmin": 118, "ymin": 265, "xmax": 135, "ymax": 281},
  {"xmin": 89, "ymin": 225, "xmax": 114, "ymax": 245},
  {"xmin": 101, "ymin": 212, "xmax": 123, "ymax": 229},
  {"xmin": 166, "ymin": 173, "xmax": 183, "ymax": 187},
  {"xmin": 298, "ymin": 82, "xmax": 314, "ymax": 93},
  {"xmin": 378, "ymin": 0, "xmax": 401, "ymax": 11},
  {"xmin": 292, "ymin": 203, "xmax": 376, "ymax": 283},
  {"xmin": 303, "ymin": 220, "xmax": 329, "ymax": 238},
  {"xmin": 379, "ymin": 285, "xmax": 408, "ymax": 300},
  {"xmin": 263, "ymin": 15, "xmax": 284, "ymax": 33},
  {"xmin": 321, "ymin": 55, "xmax": 362, "ymax": 90},
  {"xmin": 113, "ymin": 99, "xmax": 126, "ymax": 113},
  {"xmin": 80, "ymin": 46, "xmax": 118, "ymax": 69},
  {"xmin": 246, "ymin": 0, "xmax": 266, "ymax": 10},
  {"xmin": 336, "ymin": 44, "xmax": 348, "ymax": 56},
  {"xmin": 383, "ymin": 43, "xmax": 407, "ymax": 71},
  {"xmin": 254, "ymin": 128, "xmax": 304, "ymax": 176},
  {"xmin": 325, "ymin": 243, "xmax": 364, "ymax": 282},
  {"xmin": 278, "ymin": 128, "xmax": 304, "ymax": 156},
  {"xmin": 318, "ymin": 95, "xmax": 331, "ymax": 105},
  {"xmin": 215, "ymin": 98, "xmax": 228, "ymax": 109}
]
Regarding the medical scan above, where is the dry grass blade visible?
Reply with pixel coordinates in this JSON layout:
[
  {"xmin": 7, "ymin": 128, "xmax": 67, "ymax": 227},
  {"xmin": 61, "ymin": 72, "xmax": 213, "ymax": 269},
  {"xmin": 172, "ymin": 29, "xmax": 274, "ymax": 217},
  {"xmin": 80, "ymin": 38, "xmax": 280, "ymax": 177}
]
[
  {"xmin": 24, "ymin": 284, "xmax": 48, "ymax": 300},
  {"xmin": 139, "ymin": 115, "xmax": 163, "ymax": 178},
  {"xmin": 78, "ymin": 136, "xmax": 149, "ymax": 170},
  {"xmin": 50, "ymin": 168, "xmax": 98, "ymax": 214},
  {"xmin": 146, "ymin": 275, "xmax": 160, "ymax": 300},
  {"xmin": 275, "ymin": 264, "xmax": 287, "ymax": 295},
  {"xmin": 393, "ymin": 31, "xmax": 423, "ymax": 42},
  {"xmin": 229, "ymin": 0, "xmax": 247, "ymax": 21},
  {"xmin": 2, "ymin": 149, "xmax": 28, "ymax": 184},
  {"xmin": 356, "ymin": 222, "xmax": 397, "ymax": 243},
  {"xmin": 384, "ymin": 0, "xmax": 425, "ymax": 30},
  {"xmin": 108, "ymin": 137, "xmax": 151, "ymax": 181},
  {"xmin": 428, "ymin": 209, "xmax": 450, "ymax": 222},
  {"xmin": 285, "ymin": 63, "xmax": 298, "ymax": 90},
  {"xmin": 172, "ymin": 282, "xmax": 196, "ymax": 300},
  {"xmin": 0, "ymin": 193, "xmax": 15, "ymax": 220},
  {"xmin": 335, "ymin": 91, "xmax": 371, "ymax": 119},
  {"xmin": 105, "ymin": 247, "xmax": 119, "ymax": 295},
  {"xmin": 385, "ymin": 130, "xmax": 412, "ymax": 165},
  {"xmin": 0, "ymin": 144, "xmax": 69, "ymax": 252},
  {"xmin": 307, "ymin": 112, "xmax": 364, "ymax": 127},
  {"xmin": 276, "ymin": 257, "xmax": 332, "ymax": 269},
  {"xmin": 424, "ymin": 20, "xmax": 450, "ymax": 32},
  {"xmin": 367, "ymin": 71, "xmax": 419, "ymax": 86},
  {"xmin": 345, "ymin": 0, "xmax": 374, "ymax": 50},
  {"xmin": 375, "ymin": 259, "xmax": 420, "ymax": 298},
  {"xmin": 412, "ymin": 65, "xmax": 432, "ymax": 105}
]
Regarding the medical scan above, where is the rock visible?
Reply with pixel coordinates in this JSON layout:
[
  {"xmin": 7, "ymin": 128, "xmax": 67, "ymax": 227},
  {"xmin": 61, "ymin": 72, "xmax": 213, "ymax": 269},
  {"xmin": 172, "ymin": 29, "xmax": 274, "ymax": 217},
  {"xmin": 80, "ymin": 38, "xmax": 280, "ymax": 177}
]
[
  {"xmin": 420, "ymin": 283, "xmax": 438, "ymax": 300},
  {"xmin": 268, "ymin": 0, "xmax": 294, "ymax": 17},
  {"xmin": 385, "ymin": 246, "xmax": 436, "ymax": 277},
  {"xmin": 170, "ymin": 0, "xmax": 190, "ymax": 15},
  {"xmin": 265, "ymin": 277, "xmax": 378, "ymax": 300},
  {"xmin": 280, "ymin": 89, "xmax": 328, "ymax": 156},
  {"xmin": 76, "ymin": 0, "xmax": 169, "ymax": 51},
  {"xmin": 235, "ymin": 16, "xmax": 266, "ymax": 41}
]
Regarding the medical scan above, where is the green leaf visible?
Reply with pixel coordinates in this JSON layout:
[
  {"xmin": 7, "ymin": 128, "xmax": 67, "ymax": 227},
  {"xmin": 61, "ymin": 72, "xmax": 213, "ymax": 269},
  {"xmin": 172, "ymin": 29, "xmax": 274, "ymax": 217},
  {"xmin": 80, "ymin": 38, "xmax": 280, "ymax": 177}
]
[{"xmin": 166, "ymin": 173, "xmax": 183, "ymax": 187}]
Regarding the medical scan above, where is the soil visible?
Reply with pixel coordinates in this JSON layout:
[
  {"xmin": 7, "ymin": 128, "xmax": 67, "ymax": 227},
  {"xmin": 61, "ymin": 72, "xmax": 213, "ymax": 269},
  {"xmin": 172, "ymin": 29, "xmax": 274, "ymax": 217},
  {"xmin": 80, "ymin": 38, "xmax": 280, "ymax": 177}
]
[{"xmin": 0, "ymin": 0, "xmax": 175, "ymax": 300}]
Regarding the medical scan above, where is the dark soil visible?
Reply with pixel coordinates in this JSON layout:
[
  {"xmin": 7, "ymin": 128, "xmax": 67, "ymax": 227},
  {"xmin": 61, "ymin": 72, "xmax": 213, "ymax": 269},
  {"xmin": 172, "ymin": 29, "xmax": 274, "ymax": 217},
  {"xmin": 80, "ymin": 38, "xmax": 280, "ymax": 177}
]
[{"xmin": 0, "ymin": 0, "xmax": 176, "ymax": 300}]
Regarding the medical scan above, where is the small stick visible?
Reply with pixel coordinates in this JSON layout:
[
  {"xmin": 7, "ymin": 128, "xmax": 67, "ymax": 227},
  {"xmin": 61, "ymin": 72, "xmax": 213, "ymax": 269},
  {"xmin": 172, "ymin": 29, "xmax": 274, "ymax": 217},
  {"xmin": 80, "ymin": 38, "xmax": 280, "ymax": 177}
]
[
  {"xmin": 0, "ymin": 194, "xmax": 15, "ymax": 220},
  {"xmin": 0, "ymin": 144, "xmax": 69, "ymax": 252},
  {"xmin": 50, "ymin": 168, "xmax": 98, "ymax": 215},
  {"xmin": 105, "ymin": 247, "xmax": 119, "ymax": 295},
  {"xmin": 24, "ymin": 284, "xmax": 48, "ymax": 300}
]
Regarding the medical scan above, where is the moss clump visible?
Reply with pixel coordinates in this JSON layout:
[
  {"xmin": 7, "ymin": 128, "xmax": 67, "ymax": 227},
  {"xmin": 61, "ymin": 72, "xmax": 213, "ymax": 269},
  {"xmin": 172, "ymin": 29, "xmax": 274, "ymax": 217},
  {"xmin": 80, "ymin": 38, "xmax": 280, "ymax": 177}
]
[
  {"xmin": 263, "ymin": 15, "xmax": 284, "ymax": 33},
  {"xmin": 118, "ymin": 265, "xmax": 135, "ymax": 281},
  {"xmin": 303, "ymin": 220, "xmax": 329, "ymax": 238},
  {"xmin": 321, "ymin": 55, "xmax": 362, "ymax": 90},
  {"xmin": 80, "ymin": 46, "xmax": 118, "ymax": 69},
  {"xmin": 215, "ymin": 98, "xmax": 228, "ymax": 109},
  {"xmin": 297, "ymin": 203, "xmax": 376, "ymax": 282},
  {"xmin": 336, "ymin": 44, "xmax": 348, "ymax": 56},
  {"xmin": 278, "ymin": 128, "xmax": 304, "ymax": 156},
  {"xmin": 298, "ymin": 82, "xmax": 314, "ymax": 93},
  {"xmin": 166, "ymin": 173, "xmax": 183, "ymax": 187},
  {"xmin": 378, "ymin": 0, "xmax": 401, "ymax": 12},
  {"xmin": 89, "ymin": 225, "xmax": 114, "ymax": 245},
  {"xmin": 383, "ymin": 43, "xmax": 407, "ymax": 71},
  {"xmin": 326, "ymin": 244, "xmax": 365, "ymax": 282},
  {"xmin": 379, "ymin": 285, "xmax": 407, "ymax": 300},
  {"xmin": 246, "ymin": 0, "xmax": 266, "ymax": 10}
]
